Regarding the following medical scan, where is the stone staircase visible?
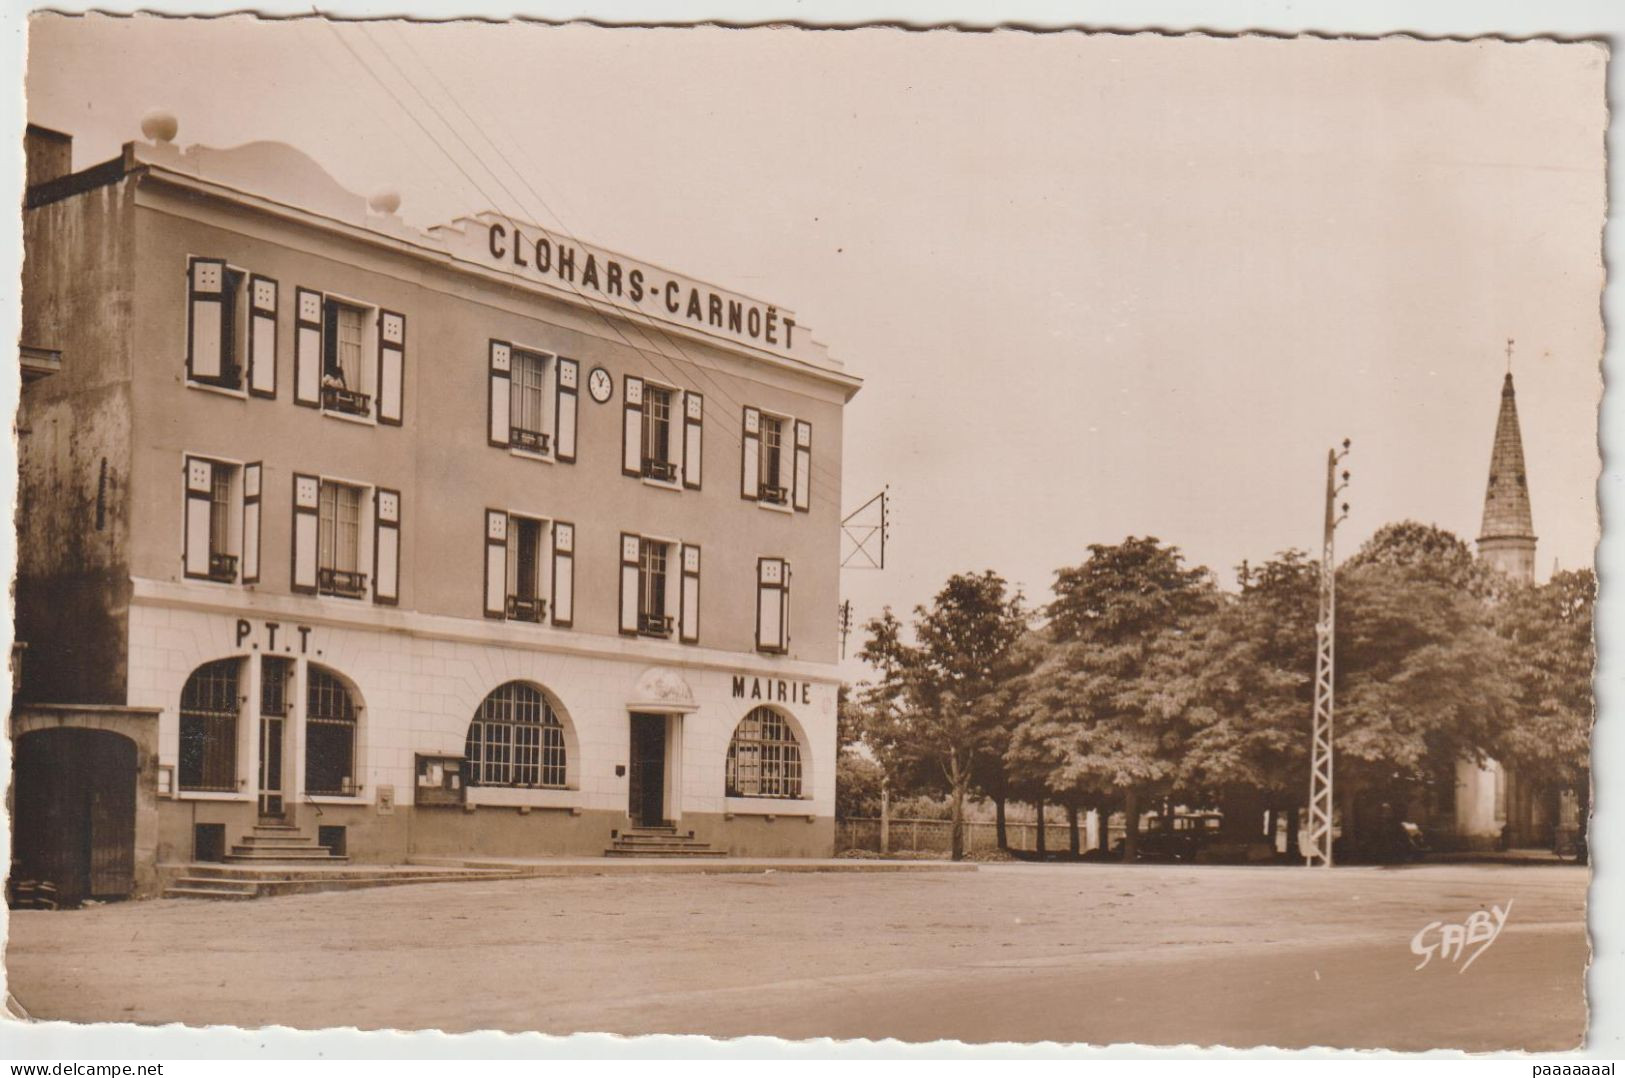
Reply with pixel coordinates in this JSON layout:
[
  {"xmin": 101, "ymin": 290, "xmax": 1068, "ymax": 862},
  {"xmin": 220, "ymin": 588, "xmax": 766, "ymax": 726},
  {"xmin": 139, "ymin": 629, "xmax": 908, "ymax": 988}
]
[
  {"xmin": 604, "ymin": 825, "xmax": 726, "ymax": 858},
  {"xmin": 161, "ymin": 863, "xmax": 527, "ymax": 900},
  {"xmin": 224, "ymin": 821, "xmax": 348, "ymax": 864},
  {"xmin": 162, "ymin": 819, "xmax": 526, "ymax": 900}
]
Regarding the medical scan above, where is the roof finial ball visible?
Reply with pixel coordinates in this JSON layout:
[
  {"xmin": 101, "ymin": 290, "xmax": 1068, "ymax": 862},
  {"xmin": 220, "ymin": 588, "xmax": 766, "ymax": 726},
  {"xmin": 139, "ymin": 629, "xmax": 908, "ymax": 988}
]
[
  {"xmin": 368, "ymin": 189, "xmax": 402, "ymax": 216},
  {"xmin": 139, "ymin": 109, "xmax": 178, "ymax": 145}
]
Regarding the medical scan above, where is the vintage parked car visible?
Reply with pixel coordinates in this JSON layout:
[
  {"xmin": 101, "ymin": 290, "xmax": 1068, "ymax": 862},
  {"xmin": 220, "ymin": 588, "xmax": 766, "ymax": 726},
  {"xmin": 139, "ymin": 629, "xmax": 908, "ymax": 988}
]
[{"xmin": 1113, "ymin": 812, "xmax": 1224, "ymax": 862}]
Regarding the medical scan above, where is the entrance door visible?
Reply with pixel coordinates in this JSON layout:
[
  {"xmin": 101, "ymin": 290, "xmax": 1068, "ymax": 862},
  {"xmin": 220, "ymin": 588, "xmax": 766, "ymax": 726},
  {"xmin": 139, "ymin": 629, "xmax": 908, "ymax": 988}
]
[
  {"xmin": 259, "ymin": 657, "xmax": 291, "ymax": 817},
  {"xmin": 11, "ymin": 728, "xmax": 136, "ymax": 906},
  {"xmin": 627, "ymin": 713, "xmax": 667, "ymax": 827}
]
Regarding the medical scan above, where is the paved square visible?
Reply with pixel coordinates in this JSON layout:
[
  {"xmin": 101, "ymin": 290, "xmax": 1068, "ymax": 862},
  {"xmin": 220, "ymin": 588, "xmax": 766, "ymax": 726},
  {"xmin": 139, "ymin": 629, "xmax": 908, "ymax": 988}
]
[{"xmin": 5, "ymin": 862, "xmax": 1587, "ymax": 1049}]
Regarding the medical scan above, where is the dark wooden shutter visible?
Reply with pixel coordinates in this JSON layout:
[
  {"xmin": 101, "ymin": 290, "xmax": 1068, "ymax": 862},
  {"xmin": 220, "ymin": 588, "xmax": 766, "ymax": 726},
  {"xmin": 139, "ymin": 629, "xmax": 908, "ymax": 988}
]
[
  {"xmin": 622, "ymin": 376, "xmax": 645, "ymax": 477},
  {"xmin": 618, "ymin": 533, "xmax": 641, "ymax": 635},
  {"xmin": 378, "ymin": 311, "xmax": 405, "ymax": 426},
  {"xmin": 241, "ymin": 462, "xmax": 262, "ymax": 584},
  {"xmin": 793, "ymin": 419, "xmax": 813, "ymax": 512},
  {"xmin": 186, "ymin": 258, "xmax": 226, "ymax": 383},
  {"xmin": 555, "ymin": 357, "xmax": 579, "ymax": 463},
  {"xmin": 247, "ymin": 275, "xmax": 278, "ymax": 398},
  {"xmin": 374, "ymin": 488, "xmax": 400, "ymax": 605},
  {"xmin": 182, "ymin": 456, "xmax": 214, "ymax": 579},
  {"xmin": 484, "ymin": 509, "xmax": 508, "ymax": 619},
  {"xmin": 551, "ymin": 521, "xmax": 575, "ymax": 627},
  {"xmin": 679, "ymin": 544, "xmax": 701, "ymax": 644},
  {"xmin": 290, "ymin": 474, "xmax": 320, "ymax": 593},
  {"xmin": 683, "ymin": 392, "xmax": 704, "ymax": 490},
  {"xmin": 488, "ymin": 341, "xmax": 512, "ymax": 447},
  {"xmin": 741, "ymin": 406, "xmax": 761, "ymax": 500},
  {"xmin": 293, "ymin": 289, "xmax": 322, "ymax": 407}
]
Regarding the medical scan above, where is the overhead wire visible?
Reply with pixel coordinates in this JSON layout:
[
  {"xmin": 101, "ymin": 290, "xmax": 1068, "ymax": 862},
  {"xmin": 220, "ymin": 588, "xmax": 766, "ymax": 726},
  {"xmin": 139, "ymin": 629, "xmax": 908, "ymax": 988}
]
[
  {"xmin": 377, "ymin": 22, "xmax": 847, "ymax": 501},
  {"xmin": 325, "ymin": 20, "xmax": 844, "ymax": 505}
]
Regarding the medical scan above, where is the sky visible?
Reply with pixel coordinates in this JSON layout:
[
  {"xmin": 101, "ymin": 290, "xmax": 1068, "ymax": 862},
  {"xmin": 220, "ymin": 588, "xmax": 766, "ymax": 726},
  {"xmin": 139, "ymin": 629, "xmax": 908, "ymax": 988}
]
[{"xmin": 24, "ymin": 17, "xmax": 1608, "ymax": 671}]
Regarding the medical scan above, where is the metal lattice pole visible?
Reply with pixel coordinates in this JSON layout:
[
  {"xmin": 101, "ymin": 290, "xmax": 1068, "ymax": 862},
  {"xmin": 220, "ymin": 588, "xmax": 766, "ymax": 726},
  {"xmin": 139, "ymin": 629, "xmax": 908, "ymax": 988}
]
[{"xmin": 1306, "ymin": 440, "xmax": 1350, "ymax": 867}]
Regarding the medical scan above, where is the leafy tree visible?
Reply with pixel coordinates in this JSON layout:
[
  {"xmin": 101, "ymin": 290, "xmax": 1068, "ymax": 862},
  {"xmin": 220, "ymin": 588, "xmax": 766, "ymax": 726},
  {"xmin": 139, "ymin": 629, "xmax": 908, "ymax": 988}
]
[
  {"xmin": 1332, "ymin": 524, "xmax": 1518, "ymax": 838},
  {"xmin": 1010, "ymin": 538, "xmax": 1216, "ymax": 859},
  {"xmin": 835, "ymin": 750, "xmax": 885, "ymax": 819},
  {"xmin": 1145, "ymin": 551, "xmax": 1318, "ymax": 844},
  {"xmin": 1344, "ymin": 520, "xmax": 1504, "ymax": 599},
  {"xmin": 857, "ymin": 571, "xmax": 1028, "ymax": 860},
  {"xmin": 1494, "ymin": 568, "xmax": 1595, "ymax": 854}
]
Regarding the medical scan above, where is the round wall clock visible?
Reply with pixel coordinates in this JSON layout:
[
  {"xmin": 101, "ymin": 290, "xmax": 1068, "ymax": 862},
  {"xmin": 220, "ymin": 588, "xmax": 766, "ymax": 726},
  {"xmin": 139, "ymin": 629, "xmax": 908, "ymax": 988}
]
[{"xmin": 587, "ymin": 366, "xmax": 614, "ymax": 404}]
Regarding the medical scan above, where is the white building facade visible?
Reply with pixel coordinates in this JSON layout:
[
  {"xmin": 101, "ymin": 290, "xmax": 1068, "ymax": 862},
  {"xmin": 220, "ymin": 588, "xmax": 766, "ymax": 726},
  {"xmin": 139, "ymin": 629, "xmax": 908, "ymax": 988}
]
[{"xmin": 15, "ymin": 123, "xmax": 859, "ymax": 901}]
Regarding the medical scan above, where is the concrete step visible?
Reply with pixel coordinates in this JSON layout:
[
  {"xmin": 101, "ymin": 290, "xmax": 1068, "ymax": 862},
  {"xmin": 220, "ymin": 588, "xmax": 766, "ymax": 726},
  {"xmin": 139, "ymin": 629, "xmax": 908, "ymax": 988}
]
[
  {"xmin": 185, "ymin": 864, "xmax": 405, "ymax": 882},
  {"xmin": 164, "ymin": 884, "xmax": 256, "ymax": 904},
  {"xmin": 609, "ymin": 842, "xmax": 718, "ymax": 852},
  {"xmin": 160, "ymin": 864, "xmax": 525, "ymax": 900},
  {"xmin": 225, "ymin": 849, "xmax": 349, "ymax": 863},
  {"xmin": 168, "ymin": 876, "xmax": 263, "ymax": 894},
  {"xmin": 617, "ymin": 833, "xmax": 696, "ymax": 841},
  {"xmin": 603, "ymin": 848, "xmax": 728, "ymax": 858},
  {"xmin": 237, "ymin": 835, "xmax": 320, "ymax": 847}
]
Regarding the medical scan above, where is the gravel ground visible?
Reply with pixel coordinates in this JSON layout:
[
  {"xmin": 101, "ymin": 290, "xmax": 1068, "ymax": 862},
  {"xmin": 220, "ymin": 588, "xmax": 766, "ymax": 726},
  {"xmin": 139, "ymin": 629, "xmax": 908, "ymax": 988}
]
[{"xmin": 3, "ymin": 861, "xmax": 1588, "ymax": 1049}]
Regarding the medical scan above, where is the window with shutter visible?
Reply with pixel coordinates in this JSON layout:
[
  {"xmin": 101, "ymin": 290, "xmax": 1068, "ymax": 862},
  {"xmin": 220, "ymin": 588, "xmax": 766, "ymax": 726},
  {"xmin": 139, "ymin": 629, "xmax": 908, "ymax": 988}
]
[
  {"xmin": 679, "ymin": 543, "xmax": 701, "ymax": 644},
  {"xmin": 618, "ymin": 532, "xmax": 642, "ymax": 635},
  {"xmin": 793, "ymin": 420, "xmax": 813, "ymax": 512},
  {"xmin": 484, "ymin": 509, "xmax": 509, "ymax": 619},
  {"xmin": 488, "ymin": 340, "xmax": 513, "ymax": 447},
  {"xmin": 186, "ymin": 258, "xmax": 246, "ymax": 391},
  {"xmin": 756, "ymin": 557, "xmax": 790, "ymax": 654},
  {"xmin": 294, "ymin": 289, "xmax": 323, "ymax": 407},
  {"xmin": 758, "ymin": 414, "xmax": 789, "ymax": 506},
  {"xmin": 290, "ymin": 474, "xmax": 320, "ymax": 593},
  {"xmin": 741, "ymin": 406, "xmax": 761, "ymax": 501},
  {"xmin": 373, "ymin": 488, "xmax": 401, "ymax": 606},
  {"xmin": 377, "ymin": 311, "xmax": 405, "ymax": 425},
  {"xmin": 509, "ymin": 350, "xmax": 551, "ymax": 455},
  {"xmin": 555, "ymin": 359, "xmax": 579, "ymax": 463},
  {"xmin": 183, "ymin": 456, "xmax": 243, "ymax": 583},
  {"xmin": 504, "ymin": 515, "xmax": 548, "ymax": 623},
  {"xmin": 551, "ymin": 522, "xmax": 575, "ymax": 627},
  {"xmin": 322, "ymin": 300, "xmax": 372, "ymax": 418},
  {"xmin": 638, "ymin": 538, "xmax": 672, "ymax": 637},
  {"xmin": 682, "ymin": 392, "xmax": 704, "ymax": 489},
  {"xmin": 241, "ymin": 463, "xmax": 262, "ymax": 583},
  {"xmin": 317, "ymin": 480, "xmax": 368, "ymax": 598},
  {"xmin": 247, "ymin": 275, "xmax": 278, "ymax": 398}
]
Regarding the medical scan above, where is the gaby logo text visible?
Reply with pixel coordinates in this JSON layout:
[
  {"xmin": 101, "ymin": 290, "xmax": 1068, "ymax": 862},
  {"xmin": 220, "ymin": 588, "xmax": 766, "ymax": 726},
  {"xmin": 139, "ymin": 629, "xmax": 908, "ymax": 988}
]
[{"xmin": 1410, "ymin": 901, "xmax": 1513, "ymax": 973}]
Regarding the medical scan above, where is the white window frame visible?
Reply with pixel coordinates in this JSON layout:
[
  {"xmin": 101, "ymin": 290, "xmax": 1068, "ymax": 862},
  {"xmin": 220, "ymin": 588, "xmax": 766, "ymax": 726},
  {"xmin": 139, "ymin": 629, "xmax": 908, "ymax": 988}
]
[
  {"xmin": 181, "ymin": 452, "xmax": 245, "ymax": 585},
  {"xmin": 504, "ymin": 512, "xmax": 553, "ymax": 623},
  {"xmin": 319, "ymin": 289, "xmax": 380, "ymax": 425},
  {"xmin": 506, "ymin": 345, "xmax": 559, "ymax": 462},
  {"xmin": 315, "ymin": 475, "xmax": 376, "ymax": 601},
  {"xmin": 754, "ymin": 409, "xmax": 796, "ymax": 513},
  {"xmin": 640, "ymin": 379, "xmax": 682, "ymax": 489},
  {"xmin": 632, "ymin": 532, "xmax": 683, "ymax": 638}
]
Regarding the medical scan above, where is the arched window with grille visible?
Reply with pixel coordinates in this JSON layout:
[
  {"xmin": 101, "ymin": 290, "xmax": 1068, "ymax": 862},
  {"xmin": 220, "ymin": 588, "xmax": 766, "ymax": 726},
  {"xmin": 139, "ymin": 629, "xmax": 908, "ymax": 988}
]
[
  {"xmin": 466, "ymin": 682, "xmax": 568, "ymax": 788},
  {"xmin": 179, "ymin": 658, "xmax": 242, "ymax": 792},
  {"xmin": 726, "ymin": 706, "xmax": 804, "ymax": 799},
  {"xmin": 305, "ymin": 665, "xmax": 359, "ymax": 796}
]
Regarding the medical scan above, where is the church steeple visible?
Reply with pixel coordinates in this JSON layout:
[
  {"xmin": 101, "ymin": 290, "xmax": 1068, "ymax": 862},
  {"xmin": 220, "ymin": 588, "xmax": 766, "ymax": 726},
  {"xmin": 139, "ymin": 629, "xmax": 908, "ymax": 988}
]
[{"xmin": 1476, "ymin": 356, "xmax": 1537, "ymax": 583}]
